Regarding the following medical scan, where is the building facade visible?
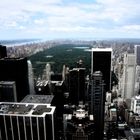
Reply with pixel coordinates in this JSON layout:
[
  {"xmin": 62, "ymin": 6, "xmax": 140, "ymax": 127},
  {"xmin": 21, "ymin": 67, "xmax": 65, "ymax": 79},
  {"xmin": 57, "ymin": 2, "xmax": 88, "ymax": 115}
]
[
  {"xmin": 122, "ymin": 53, "xmax": 136, "ymax": 99},
  {"xmin": 0, "ymin": 81, "xmax": 17, "ymax": 102},
  {"xmin": 0, "ymin": 57, "xmax": 29, "ymax": 101},
  {"xmin": 0, "ymin": 102, "xmax": 55, "ymax": 140},
  {"xmin": 69, "ymin": 68, "xmax": 86, "ymax": 105},
  {"xmin": 0, "ymin": 45, "xmax": 7, "ymax": 58},
  {"xmin": 91, "ymin": 48, "xmax": 112, "ymax": 92},
  {"xmin": 91, "ymin": 71, "xmax": 104, "ymax": 140}
]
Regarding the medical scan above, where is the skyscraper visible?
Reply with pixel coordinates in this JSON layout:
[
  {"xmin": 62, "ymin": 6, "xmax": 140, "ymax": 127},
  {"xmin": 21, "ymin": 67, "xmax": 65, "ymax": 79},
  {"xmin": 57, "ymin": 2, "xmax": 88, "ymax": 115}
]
[
  {"xmin": 0, "ymin": 57, "xmax": 29, "ymax": 101},
  {"xmin": 0, "ymin": 45, "xmax": 7, "ymax": 58},
  {"xmin": 91, "ymin": 48, "xmax": 112, "ymax": 92},
  {"xmin": 69, "ymin": 68, "xmax": 86, "ymax": 105},
  {"xmin": 46, "ymin": 63, "xmax": 51, "ymax": 81},
  {"xmin": 122, "ymin": 53, "xmax": 136, "ymax": 99},
  {"xmin": 91, "ymin": 71, "xmax": 104, "ymax": 140},
  {"xmin": 0, "ymin": 81, "xmax": 17, "ymax": 102},
  {"xmin": 27, "ymin": 60, "xmax": 35, "ymax": 95},
  {"xmin": 0, "ymin": 102, "xmax": 56, "ymax": 140},
  {"xmin": 134, "ymin": 45, "xmax": 140, "ymax": 65}
]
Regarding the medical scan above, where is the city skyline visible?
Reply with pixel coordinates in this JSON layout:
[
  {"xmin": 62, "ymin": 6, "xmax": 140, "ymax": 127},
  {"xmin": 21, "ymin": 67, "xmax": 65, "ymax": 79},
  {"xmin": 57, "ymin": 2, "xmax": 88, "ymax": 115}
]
[{"xmin": 1, "ymin": 0, "xmax": 140, "ymax": 40}]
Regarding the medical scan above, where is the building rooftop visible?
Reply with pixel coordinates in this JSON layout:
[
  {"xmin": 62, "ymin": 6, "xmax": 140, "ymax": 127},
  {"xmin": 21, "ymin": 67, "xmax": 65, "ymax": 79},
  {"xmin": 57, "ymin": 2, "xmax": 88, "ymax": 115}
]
[
  {"xmin": 21, "ymin": 95, "xmax": 54, "ymax": 104},
  {"xmin": 0, "ymin": 102, "xmax": 55, "ymax": 117},
  {"xmin": 91, "ymin": 47, "xmax": 112, "ymax": 52}
]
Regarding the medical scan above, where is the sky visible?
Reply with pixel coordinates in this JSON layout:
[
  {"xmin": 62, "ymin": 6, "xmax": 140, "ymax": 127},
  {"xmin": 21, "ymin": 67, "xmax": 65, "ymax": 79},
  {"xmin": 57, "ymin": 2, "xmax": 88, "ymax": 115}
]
[{"xmin": 1, "ymin": 0, "xmax": 140, "ymax": 40}]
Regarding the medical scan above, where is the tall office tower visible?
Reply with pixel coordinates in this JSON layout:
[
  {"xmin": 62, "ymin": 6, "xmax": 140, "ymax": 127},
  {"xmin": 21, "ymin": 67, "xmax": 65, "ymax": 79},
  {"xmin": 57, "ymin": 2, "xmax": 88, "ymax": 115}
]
[
  {"xmin": 0, "ymin": 81, "xmax": 17, "ymax": 102},
  {"xmin": 46, "ymin": 63, "xmax": 51, "ymax": 81},
  {"xmin": 135, "ymin": 66, "xmax": 140, "ymax": 94},
  {"xmin": 0, "ymin": 45, "xmax": 7, "ymax": 58},
  {"xmin": 62, "ymin": 65, "xmax": 67, "ymax": 81},
  {"xmin": 91, "ymin": 48, "xmax": 112, "ymax": 92},
  {"xmin": 122, "ymin": 53, "xmax": 136, "ymax": 99},
  {"xmin": 91, "ymin": 71, "xmax": 104, "ymax": 140},
  {"xmin": 0, "ymin": 102, "xmax": 56, "ymax": 140},
  {"xmin": 0, "ymin": 57, "xmax": 29, "ymax": 101},
  {"xmin": 27, "ymin": 60, "xmax": 35, "ymax": 95},
  {"xmin": 134, "ymin": 45, "xmax": 140, "ymax": 65},
  {"xmin": 69, "ymin": 68, "xmax": 85, "ymax": 105}
]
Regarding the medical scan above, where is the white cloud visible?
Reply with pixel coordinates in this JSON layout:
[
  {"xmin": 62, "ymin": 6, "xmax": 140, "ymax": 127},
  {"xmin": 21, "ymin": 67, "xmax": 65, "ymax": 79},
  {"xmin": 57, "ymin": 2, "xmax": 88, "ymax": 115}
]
[
  {"xmin": 0, "ymin": 0, "xmax": 140, "ymax": 38},
  {"xmin": 34, "ymin": 19, "xmax": 46, "ymax": 25}
]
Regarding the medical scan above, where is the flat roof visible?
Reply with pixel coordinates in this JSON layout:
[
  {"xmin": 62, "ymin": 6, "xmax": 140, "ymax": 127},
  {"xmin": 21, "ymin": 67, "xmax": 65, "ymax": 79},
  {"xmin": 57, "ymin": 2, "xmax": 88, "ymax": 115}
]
[
  {"xmin": 0, "ymin": 102, "xmax": 55, "ymax": 117},
  {"xmin": 21, "ymin": 95, "xmax": 54, "ymax": 104},
  {"xmin": 91, "ymin": 48, "xmax": 112, "ymax": 52}
]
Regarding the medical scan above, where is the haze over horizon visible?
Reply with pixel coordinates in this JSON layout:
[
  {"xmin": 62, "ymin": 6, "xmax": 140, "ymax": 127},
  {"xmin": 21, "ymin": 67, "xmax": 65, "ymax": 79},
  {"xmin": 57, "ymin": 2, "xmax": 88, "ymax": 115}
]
[{"xmin": 1, "ymin": 0, "xmax": 140, "ymax": 40}]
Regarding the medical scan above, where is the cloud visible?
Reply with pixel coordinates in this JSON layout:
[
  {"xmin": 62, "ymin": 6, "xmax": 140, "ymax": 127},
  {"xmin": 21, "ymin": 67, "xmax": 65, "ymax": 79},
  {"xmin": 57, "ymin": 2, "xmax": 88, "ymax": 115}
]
[{"xmin": 0, "ymin": 0, "xmax": 140, "ymax": 39}]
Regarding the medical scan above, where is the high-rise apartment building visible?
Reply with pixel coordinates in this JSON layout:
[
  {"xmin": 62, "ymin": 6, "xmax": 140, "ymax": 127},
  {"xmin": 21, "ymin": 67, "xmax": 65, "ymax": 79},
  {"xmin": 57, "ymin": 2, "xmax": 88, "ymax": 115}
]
[
  {"xmin": 0, "ymin": 57, "xmax": 29, "ymax": 101},
  {"xmin": 122, "ymin": 53, "xmax": 136, "ymax": 99},
  {"xmin": 131, "ymin": 95, "xmax": 140, "ymax": 115},
  {"xmin": 134, "ymin": 45, "xmax": 140, "ymax": 65},
  {"xmin": 0, "ymin": 102, "xmax": 56, "ymax": 140},
  {"xmin": 91, "ymin": 48, "xmax": 112, "ymax": 92}
]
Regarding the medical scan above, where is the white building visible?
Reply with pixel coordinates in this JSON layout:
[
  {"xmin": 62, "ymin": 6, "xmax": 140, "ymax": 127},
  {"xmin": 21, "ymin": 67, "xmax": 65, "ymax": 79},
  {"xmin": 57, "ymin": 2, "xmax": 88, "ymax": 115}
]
[
  {"xmin": 27, "ymin": 60, "xmax": 35, "ymax": 94},
  {"xmin": 135, "ymin": 66, "xmax": 140, "ymax": 94},
  {"xmin": 134, "ymin": 45, "xmax": 140, "ymax": 66},
  {"xmin": 131, "ymin": 95, "xmax": 140, "ymax": 114},
  {"xmin": 122, "ymin": 53, "xmax": 136, "ymax": 99},
  {"xmin": 46, "ymin": 63, "xmax": 51, "ymax": 81}
]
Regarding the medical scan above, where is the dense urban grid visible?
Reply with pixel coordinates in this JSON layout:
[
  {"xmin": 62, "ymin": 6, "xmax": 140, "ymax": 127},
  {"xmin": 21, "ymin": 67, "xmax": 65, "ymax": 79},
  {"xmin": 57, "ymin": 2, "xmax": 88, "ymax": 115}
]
[{"xmin": 0, "ymin": 39, "xmax": 140, "ymax": 140}]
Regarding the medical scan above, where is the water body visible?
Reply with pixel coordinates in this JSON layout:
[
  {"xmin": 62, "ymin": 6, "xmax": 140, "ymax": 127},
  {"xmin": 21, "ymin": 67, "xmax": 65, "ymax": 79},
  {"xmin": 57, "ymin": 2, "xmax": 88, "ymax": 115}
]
[
  {"xmin": 0, "ymin": 39, "xmax": 41, "ymax": 47},
  {"xmin": 74, "ymin": 46, "xmax": 89, "ymax": 49}
]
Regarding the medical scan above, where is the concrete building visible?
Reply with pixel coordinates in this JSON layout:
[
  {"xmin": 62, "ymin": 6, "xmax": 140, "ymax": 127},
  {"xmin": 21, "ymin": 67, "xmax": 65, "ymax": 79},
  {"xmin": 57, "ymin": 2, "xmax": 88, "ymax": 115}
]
[
  {"xmin": 131, "ymin": 95, "xmax": 140, "ymax": 115},
  {"xmin": 134, "ymin": 45, "xmax": 140, "ymax": 66},
  {"xmin": 0, "ymin": 102, "xmax": 56, "ymax": 140},
  {"xmin": 27, "ymin": 60, "xmax": 35, "ymax": 95},
  {"xmin": 122, "ymin": 53, "xmax": 136, "ymax": 99},
  {"xmin": 46, "ymin": 63, "xmax": 51, "ymax": 81}
]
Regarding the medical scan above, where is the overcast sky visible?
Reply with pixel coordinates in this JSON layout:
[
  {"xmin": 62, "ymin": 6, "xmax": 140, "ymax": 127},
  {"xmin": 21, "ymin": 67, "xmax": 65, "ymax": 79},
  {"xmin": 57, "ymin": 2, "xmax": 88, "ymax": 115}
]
[{"xmin": 0, "ymin": 0, "xmax": 140, "ymax": 40}]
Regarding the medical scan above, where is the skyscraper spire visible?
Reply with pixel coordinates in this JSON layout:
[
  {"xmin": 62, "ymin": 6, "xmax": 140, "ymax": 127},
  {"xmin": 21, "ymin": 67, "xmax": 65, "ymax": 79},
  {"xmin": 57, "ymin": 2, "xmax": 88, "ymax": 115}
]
[
  {"xmin": 27, "ymin": 60, "xmax": 35, "ymax": 95},
  {"xmin": 46, "ymin": 63, "xmax": 51, "ymax": 81}
]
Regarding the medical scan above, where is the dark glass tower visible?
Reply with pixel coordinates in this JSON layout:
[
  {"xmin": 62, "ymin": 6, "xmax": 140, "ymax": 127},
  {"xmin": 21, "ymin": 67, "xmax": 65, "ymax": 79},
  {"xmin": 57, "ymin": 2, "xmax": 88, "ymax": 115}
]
[
  {"xmin": 69, "ymin": 68, "xmax": 85, "ymax": 105},
  {"xmin": 0, "ymin": 57, "xmax": 29, "ymax": 101},
  {"xmin": 0, "ymin": 81, "xmax": 17, "ymax": 102},
  {"xmin": 0, "ymin": 45, "xmax": 7, "ymax": 58},
  {"xmin": 91, "ymin": 48, "xmax": 112, "ymax": 92},
  {"xmin": 91, "ymin": 71, "xmax": 104, "ymax": 140}
]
